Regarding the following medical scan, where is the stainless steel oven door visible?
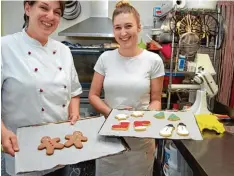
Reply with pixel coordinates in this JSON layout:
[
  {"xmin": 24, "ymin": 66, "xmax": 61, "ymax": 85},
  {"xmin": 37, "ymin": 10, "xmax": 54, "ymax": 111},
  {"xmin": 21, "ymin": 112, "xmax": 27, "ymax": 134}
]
[
  {"xmin": 71, "ymin": 48, "xmax": 106, "ymax": 118},
  {"xmin": 79, "ymin": 98, "xmax": 100, "ymax": 118},
  {"xmin": 79, "ymin": 88, "xmax": 104, "ymax": 118},
  {"xmin": 72, "ymin": 48, "xmax": 104, "ymax": 85}
]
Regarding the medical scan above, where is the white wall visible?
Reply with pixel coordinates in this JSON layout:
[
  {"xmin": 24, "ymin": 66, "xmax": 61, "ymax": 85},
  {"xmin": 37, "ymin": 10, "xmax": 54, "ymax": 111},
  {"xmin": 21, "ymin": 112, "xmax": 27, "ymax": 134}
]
[
  {"xmin": 52, "ymin": 1, "xmax": 91, "ymax": 42},
  {"xmin": 108, "ymin": 1, "xmax": 157, "ymax": 27},
  {"xmin": 1, "ymin": 0, "xmax": 91, "ymax": 42},
  {"xmin": 1, "ymin": 1, "xmax": 25, "ymax": 36},
  {"xmin": 1, "ymin": 1, "xmax": 164, "ymax": 43}
]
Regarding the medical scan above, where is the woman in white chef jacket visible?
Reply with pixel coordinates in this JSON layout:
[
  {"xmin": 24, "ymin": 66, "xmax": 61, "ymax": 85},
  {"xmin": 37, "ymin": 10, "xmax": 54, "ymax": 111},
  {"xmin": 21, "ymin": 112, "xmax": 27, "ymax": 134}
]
[
  {"xmin": 89, "ymin": 1, "xmax": 165, "ymax": 176},
  {"xmin": 1, "ymin": 1, "xmax": 82, "ymax": 176}
]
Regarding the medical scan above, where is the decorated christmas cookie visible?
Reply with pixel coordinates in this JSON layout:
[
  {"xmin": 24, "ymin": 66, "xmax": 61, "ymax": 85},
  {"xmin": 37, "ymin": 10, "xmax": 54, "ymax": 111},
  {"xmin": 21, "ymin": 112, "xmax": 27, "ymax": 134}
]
[
  {"xmin": 134, "ymin": 120, "xmax": 151, "ymax": 127},
  {"xmin": 168, "ymin": 114, "xmax": 180, "ymax": 121},
  {"xmin": 112, "ymin": 122, "xmax": 130, "ymax": 131},
  {"xmin": 115, "ymin": 114, "xmax": 129, "ymax": 120},
  {"xmin": 133, "ymin": 120, "xmax": 151, "ymax": 131},
  {"xmin": 134, "ymin": 126, "xmax": 147, "ymax": 131},
  {"xmin": 177, "ymin": 123, "xmax": 189, "ymax": 136},
  {"xmin": 38, "ymin": 136, "xmax": 64, "ymax": 155},
  {"xmin": 64, "ymin": 131, "xmax": 88, "ymax": 149},
  {"xmin": 154, "ymin": 112, "xmax": 165, "ymax": 119},
  {"xmin": 159, "ymin": 124, "xmax": 175, "ymax": 137},
  {"xmin": 131, "ymin": 111, "xmax": 144, "ymax": 117}
]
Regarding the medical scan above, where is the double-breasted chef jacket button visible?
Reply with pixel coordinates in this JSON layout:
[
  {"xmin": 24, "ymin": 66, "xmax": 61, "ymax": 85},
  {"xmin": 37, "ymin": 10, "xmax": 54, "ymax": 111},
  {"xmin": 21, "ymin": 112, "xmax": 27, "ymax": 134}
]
[
  {"xmin": 53, "ymin": 50, "xmax": 56, "ymax": 54},
  {"xmin": 58, "ymin": 67, "xmax": 62, "ymax": 71},
  {"xmin": 41, "ymin": 108, "xmax": 45, "ymax": 111},
  {"xmin": 64, "ymin": 85, "xmax": 67, "ymax": 89},
  {"xmin": 34, "ymin": 68, "xmax": 38, "ymax": 72},
  {"xmin": 28, "ymin": 51, "xmax": 31, "ymax": 55},
  {"xmin": 39, "ymin": 89, "xmax": 43, "ymax": 92},
  {"xmin": 62, "ymin": 104, "xmax": 66, "ymax": 107}
]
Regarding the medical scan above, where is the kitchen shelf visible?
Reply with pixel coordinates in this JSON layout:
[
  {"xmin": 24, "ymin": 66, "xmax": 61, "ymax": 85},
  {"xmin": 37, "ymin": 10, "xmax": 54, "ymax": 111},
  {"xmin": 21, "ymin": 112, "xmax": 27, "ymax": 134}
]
[
  {"xmin": 165, "ymin": 69, "xmax": 195, "ymax": 77},
  {"xmin": 70, "ymin": 48, "xmax": 116, "ymax": 55},
  {"xmin": 166, "ymin": 7, "xmax": 221, "ymax": 109},
  {"xmin": 168, "ymin": 88, "xmax": 198, "ymax": 93}
]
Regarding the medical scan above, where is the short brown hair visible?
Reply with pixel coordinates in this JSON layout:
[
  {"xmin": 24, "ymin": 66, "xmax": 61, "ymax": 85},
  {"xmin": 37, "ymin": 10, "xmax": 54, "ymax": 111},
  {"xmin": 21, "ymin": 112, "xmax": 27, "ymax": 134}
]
[
  {"xmin": 112, "ymin": 1, "xmax": 140, "ymax": 26},
  {"xmin": 23, "ymin": 1, "xmax": 65, "ymax": 28}
]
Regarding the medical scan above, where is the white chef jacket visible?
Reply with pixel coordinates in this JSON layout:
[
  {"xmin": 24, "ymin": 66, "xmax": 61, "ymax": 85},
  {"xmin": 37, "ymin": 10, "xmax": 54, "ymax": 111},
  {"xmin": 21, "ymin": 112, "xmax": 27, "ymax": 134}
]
[
  {"xmin": 1, "ymin": 29, "xmax": 82, "ymax": 176},
  {"xmin": 94, "ymin": 49, "xmax": 165, "ymax": 176}
]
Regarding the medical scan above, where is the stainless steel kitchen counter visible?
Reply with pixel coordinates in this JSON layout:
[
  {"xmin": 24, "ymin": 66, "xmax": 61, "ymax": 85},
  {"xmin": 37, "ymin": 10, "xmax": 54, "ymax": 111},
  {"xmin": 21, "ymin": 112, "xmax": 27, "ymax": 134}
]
[{"xmin": 173, "ymin": 131, "xmax": 234, "ymax": 176}]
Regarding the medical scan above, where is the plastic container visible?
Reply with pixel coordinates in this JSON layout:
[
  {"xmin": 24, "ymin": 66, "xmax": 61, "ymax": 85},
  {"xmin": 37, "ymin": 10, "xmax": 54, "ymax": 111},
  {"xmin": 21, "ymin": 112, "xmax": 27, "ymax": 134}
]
[
  {"xmin": 178, "ymin": 55, "xmax": 186, "ymax": 71},
  {"xmin": 163, "ymin": 164, "xmax": 182, "ymax": 176},
  {"xmin": 166, "ymin": 143, "xmax": 193, "ymax": 176},
  {"xmin": 168, "ymin": 143, "xmax": 179, "ymax": 170},
  {"xmin": 164, "ymin": 142, "xmax": 171, "ymax": 165}
]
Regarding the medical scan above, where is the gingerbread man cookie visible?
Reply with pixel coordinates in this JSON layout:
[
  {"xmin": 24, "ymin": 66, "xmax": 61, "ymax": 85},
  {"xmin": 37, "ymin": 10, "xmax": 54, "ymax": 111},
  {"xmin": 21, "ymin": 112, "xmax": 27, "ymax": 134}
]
[
  {"xmin": 64, "ymin": 131, "xmax": 88, "ymax": 149},
  {"xmin": 38, "ymin": 136, "xmax": 64, "ymax": 155}
]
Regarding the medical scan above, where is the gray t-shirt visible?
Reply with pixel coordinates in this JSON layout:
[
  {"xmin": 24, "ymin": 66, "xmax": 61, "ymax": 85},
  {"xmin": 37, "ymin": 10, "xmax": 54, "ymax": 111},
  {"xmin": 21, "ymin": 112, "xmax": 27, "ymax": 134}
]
[{"xmin": 94, "ymin": 49, "xmax": 165, "ymax": 110}]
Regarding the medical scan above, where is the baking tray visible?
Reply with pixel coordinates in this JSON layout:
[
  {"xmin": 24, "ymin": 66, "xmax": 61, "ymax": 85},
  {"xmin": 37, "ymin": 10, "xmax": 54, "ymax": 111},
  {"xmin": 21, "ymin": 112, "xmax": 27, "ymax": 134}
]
[{"xmin": 98, "ymin": 109, "xmax": 203, "ymax": 140}]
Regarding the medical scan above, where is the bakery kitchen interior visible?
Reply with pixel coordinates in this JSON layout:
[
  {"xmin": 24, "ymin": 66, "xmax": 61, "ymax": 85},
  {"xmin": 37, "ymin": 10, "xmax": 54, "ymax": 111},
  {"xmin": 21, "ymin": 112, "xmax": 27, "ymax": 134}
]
[{"xmin": 1, "ymin": 0, "xmax": 234, "ymax": 176}]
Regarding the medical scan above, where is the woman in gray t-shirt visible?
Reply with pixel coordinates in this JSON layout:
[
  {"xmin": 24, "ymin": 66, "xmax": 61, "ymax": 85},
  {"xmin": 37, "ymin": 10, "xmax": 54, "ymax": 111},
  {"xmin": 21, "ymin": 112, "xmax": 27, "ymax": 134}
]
[{"xmin": 89, "ymin": 1, "xmax": 165, "ymax": 176}]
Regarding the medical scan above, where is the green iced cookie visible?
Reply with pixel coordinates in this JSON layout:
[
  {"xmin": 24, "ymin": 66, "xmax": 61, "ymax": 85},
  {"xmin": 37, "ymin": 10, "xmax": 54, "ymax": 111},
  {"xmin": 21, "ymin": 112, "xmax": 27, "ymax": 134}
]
[
  {"xmin": 168, "ymin": 114, "xmax": 180, "ymax": 121},
  {"xmin": 154, "ymin": 112, "xmax": 165, "ymax": 119}
]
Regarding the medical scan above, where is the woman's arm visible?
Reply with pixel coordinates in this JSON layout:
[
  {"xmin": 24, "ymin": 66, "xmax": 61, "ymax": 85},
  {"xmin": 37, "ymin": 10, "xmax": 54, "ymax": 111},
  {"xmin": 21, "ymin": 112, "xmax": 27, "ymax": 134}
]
[
  {"xmin": 89, "ymin": 72, "xmax": 112, "ymax": 118},
  {"xmin": 68, "ymin": 96, "xmax": 80, "ymax": 124},
  {"xmin": 148, "ymin": 76, "xmax": 164, "ymax": 110}
]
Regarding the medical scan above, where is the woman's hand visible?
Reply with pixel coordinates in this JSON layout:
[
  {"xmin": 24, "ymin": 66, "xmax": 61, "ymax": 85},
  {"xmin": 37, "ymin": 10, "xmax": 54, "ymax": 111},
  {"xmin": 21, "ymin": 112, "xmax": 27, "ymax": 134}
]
[
  {"xmin": 69, "ymin": 113, "xmax": 80, "ymax": 125},
  {"xmin": 68, "ymin": 96, "xmax": 80, "ymax": 125},
  {"xmin": 1, "ymin": 129, "xmax": 19, "ymax": 157}
]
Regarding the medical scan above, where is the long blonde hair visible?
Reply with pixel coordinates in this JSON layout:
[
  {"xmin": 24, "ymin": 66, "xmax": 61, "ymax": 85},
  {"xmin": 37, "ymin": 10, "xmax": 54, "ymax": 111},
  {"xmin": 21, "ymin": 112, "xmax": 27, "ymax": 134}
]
[{"xmin": 112, "ymin": 1, "xmax": 140, "ymax": 27}]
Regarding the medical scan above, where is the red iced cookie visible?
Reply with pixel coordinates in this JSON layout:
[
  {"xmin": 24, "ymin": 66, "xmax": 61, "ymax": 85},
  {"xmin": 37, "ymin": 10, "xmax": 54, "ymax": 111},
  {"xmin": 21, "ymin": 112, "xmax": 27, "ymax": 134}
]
[
  {"xmin": 112, "ymin": 122, "xmax": 130, "ymax": 131},
  {"xmin": 142, "ymin": 120, "xmax": 151, "ymax": 126},
  {"xmin": 134, "ymin": 120, "xmax": 151, "ymax": 127}
]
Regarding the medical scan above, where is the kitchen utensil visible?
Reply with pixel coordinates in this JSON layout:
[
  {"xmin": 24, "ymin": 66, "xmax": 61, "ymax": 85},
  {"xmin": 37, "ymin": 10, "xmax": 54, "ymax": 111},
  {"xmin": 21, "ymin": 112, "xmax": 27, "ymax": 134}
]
[
  {"xmin": 63, "ymin": 0, "xmax": 81, "ymax": 20},
  {"xmin": 200, "ymin": 14, "xmax": 219, "ymax": 47},
  {"xmin": 177, "ymin": 14, "xmax": 202, "ymax": 38}
]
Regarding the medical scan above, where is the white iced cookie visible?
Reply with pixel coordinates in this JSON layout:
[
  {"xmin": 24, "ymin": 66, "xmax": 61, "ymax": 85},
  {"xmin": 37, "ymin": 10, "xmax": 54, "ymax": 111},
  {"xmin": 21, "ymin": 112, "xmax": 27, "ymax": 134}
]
[
  {"xmin": 177, "ymin": 123, "xmax": 189, "ymax": 136},
  {"xmin": 134, "ymin": 126, "xmax": 147, "ymax": 131},
  {"xmin": 159, "ymin": 124, "xmax": 175, "ymax": 137},
  {"xmin": 131, "ymin": 111, "xmax": 144, "ymax": 117},
  {"xmin": 115, "ymin": 114, "xmax": 128, "ymax": 120}
]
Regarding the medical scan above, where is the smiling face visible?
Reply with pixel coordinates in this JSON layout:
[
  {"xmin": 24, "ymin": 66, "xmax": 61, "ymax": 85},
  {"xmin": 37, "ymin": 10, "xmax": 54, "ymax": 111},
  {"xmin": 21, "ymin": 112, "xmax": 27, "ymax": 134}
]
[
  {"xmin": 25, "ymin": 0, "xmax": 62, "ymax": 39},
  {"xmin": 113, "ymin": 13, "xmax": 141, "ymax": 50}
]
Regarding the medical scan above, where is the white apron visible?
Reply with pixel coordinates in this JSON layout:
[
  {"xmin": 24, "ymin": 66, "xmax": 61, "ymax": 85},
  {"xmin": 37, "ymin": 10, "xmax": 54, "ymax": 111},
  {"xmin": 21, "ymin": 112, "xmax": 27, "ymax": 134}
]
[
  {"xmin": 96, "ymin": 138, "xmax": 156, "ymax": 176},
  {"xmin": 94, "ymin": 49, "xmax": 165, "ymax": 176}
]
